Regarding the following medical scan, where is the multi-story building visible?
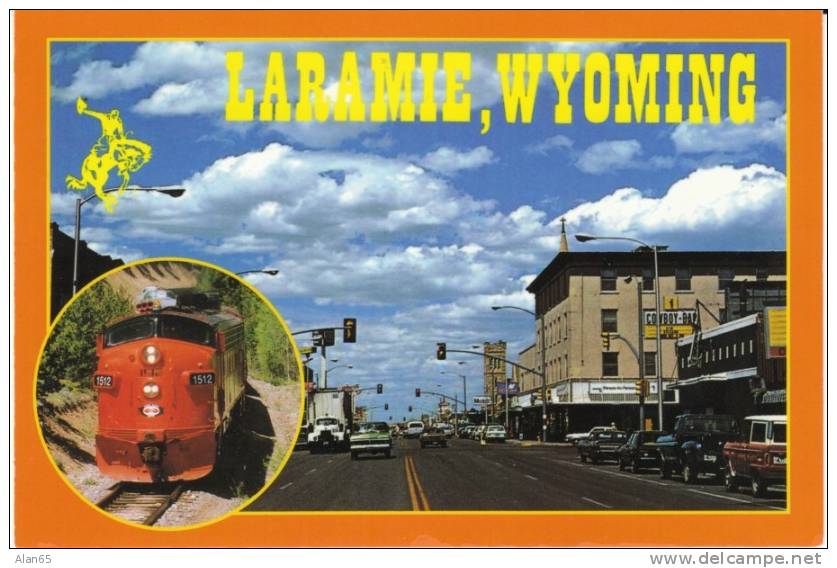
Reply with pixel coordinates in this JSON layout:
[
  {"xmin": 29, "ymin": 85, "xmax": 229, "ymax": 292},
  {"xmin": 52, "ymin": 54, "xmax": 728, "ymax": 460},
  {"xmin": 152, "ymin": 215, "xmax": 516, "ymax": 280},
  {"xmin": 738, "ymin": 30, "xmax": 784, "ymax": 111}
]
[
  {"xmin": 482, "ymin": 340, "xmax": 507, "ymax": 422},
  {"xmin": 512, "ymin": 226, "xmax": 786, "ymax": 440}
]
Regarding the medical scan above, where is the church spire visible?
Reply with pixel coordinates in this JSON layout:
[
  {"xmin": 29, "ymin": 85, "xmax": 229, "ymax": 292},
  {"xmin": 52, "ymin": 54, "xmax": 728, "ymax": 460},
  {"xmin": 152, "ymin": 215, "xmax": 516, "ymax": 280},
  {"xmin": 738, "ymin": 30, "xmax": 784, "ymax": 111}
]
[{"xmin": 559, "ymin": 216, "xmax": 569, "ymax": 253}]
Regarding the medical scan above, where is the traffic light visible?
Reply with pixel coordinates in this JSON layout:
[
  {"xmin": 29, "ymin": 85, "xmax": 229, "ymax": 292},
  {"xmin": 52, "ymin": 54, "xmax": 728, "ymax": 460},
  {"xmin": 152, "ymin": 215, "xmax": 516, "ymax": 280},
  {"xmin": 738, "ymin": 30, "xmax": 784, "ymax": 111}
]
[
  {"xmin": 313, "ymin": 328, "xmax": 335, "ymax": 347},
  {"xmin": 415, "ymin": 388, "xmax": 421, "ymax": 397},
  {"xmin": 376, "ymin": 383, "xmax": 383, "ymax": 394},
  {"xmin": 601, "ymin": 332, "xmax": 611, "ymax": 350},
  {"xmin": 384, "ymin": 403, "xmax": 389, "ymax": 410},
  {"xmin": 436, "ymin": 342, "xmax": 446, "ymax": 360},
  {"xmin": 343, "ymin": 318, "xmax": 356, "ymax": 343},
  {"xmin": 635, "ymin": 380, "xmax": 643, "ymax": 397}
]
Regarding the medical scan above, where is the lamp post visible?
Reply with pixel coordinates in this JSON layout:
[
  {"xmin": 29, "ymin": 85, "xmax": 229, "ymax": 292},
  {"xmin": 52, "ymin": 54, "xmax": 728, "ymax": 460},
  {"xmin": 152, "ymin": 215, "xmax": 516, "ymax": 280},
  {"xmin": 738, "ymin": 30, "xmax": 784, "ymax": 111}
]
[
  {"xmin": 235, "ymin": 269, "xmax": 280, "ymax": 276},
  {"xmin": 441, "ymin": 364, "xmax": 467, "ymax": 436},
  {"xmin": 324, "ymin": 363, "xmax": 352, "ymax": 387},
  {"xmin": 72, "ymin": 186, "xmax": 185, "ymax": 294},
  {"xmin": 575, "ymin": 234, "xmax": 665, "ymax": 429},
  {"xmin": 491, "ymin": 305, "xmax": 547, "ymax": 441}
]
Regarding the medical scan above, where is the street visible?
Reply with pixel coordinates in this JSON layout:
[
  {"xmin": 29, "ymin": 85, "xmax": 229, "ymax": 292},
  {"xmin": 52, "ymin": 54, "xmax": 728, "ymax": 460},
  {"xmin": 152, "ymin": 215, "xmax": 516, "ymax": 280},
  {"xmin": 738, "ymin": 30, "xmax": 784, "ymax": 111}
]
[{"xmin": 247, "ymin": 438, "xmax": 787, "ymax": 512}]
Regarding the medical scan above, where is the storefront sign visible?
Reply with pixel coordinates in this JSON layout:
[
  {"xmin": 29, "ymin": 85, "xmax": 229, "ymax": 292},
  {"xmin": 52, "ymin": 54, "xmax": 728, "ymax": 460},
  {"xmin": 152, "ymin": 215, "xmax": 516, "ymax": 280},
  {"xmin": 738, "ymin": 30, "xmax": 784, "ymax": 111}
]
[{"xmin": 644, "ymin": 309, "xmax": 697, "ymax": 339}]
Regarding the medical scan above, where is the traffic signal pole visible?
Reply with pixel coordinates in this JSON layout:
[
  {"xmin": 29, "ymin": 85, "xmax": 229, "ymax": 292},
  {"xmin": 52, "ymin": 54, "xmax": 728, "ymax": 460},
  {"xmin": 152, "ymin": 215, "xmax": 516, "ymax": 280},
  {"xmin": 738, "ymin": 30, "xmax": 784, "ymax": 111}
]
[{"xmin": 636, "ymin": 278, "xmax": 646, "ymax": 431}]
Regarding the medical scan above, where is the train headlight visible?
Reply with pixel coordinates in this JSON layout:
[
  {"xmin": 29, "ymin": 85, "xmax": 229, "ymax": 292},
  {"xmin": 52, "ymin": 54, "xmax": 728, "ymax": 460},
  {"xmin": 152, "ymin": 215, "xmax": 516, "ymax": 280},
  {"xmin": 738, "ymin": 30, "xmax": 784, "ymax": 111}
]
[
  {"xmin": 142, "ymin": 382, "xmax": 160, "ymax": 399},
  {"xmin": 142, "ymin": 345, "xmax": 161, "ymax": 366},
  {"xmin": 141, "ymin": 404, "xmax": 162, "ymax": 417}
]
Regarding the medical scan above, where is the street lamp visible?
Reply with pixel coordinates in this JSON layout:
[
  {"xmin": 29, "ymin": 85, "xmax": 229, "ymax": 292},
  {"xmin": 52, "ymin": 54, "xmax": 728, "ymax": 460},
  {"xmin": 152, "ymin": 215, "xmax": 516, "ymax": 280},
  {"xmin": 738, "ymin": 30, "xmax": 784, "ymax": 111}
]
[
  {"xmin": 236, "ymin": 269, "xmax": 280, "ymax": 276},
  {"xmin": 324, "ymin": 364, "xmax": 352, "ymax": 387},
  {"xmin": 575, "ymin": 233, "xmax": 665, "ymax": 429},
  {"xmin": 441, "ymin": 366, "xmax": 468, "ymax": 435},
  {"xmin": 492, "ymin": 305, "xmax": 545, "ymax": 440},
  {"xmin": 72, "ymin": 186, "xmax": 186, "ymax": 294}
]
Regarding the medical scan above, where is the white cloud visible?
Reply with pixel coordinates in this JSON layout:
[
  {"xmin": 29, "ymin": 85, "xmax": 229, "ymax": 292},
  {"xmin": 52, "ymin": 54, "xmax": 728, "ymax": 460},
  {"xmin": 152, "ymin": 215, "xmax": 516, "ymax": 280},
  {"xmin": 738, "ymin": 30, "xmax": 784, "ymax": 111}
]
[
  {"xmin": 564, "ymin": 163, "xmax": 786, "ymax": 246},
  {"xmin": 524, "ymin": 134, "xmax": 574, "ymax": 155},
  {"xmin": 576, "ymin": 139, "xmax": 642, "ymax": 174},
  {"xmin": 575, "ymin": 139, "xmax": 675, "ymax": 175},
  {"xmin": 671, "ymin": 99, "xmax": 786, "ymax": 154},
  {"xmin": 418, "ymin": 146, "xmax": 495, "ymax": 175}
]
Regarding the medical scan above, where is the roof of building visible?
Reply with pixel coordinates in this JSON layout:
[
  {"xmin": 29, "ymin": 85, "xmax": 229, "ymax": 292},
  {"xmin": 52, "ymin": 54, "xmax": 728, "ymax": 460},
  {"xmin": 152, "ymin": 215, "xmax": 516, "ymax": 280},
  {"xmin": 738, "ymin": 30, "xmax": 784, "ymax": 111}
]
[{"xmin": 527, "ymin": 250, "xmax": 786, "ymax": 293}]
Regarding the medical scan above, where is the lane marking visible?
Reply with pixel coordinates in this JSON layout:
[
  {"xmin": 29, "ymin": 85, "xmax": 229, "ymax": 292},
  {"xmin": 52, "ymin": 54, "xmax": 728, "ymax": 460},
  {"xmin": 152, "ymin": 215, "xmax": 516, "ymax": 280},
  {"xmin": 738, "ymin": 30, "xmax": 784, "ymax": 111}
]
[
  {"xmin": 306, "ymin": 468, "xmax": 317, "ymax": 475},
  {"xmin": 406, "ymin": 456, "xmax": 431, "ymax": 511},
  {"xmin": 581, "ymin": 497, "xmax": 612, "ymax": 509},
  {"xmin": 279, "ymin": 482, "xmax": 294, "ymax": 490},
  {"xmin": 404, "ymin": 456, "xmax": 420, "ymax": 511},
  {"xmin": 524, "ymin": 474, "xmax": 538, "ymax": 481}
]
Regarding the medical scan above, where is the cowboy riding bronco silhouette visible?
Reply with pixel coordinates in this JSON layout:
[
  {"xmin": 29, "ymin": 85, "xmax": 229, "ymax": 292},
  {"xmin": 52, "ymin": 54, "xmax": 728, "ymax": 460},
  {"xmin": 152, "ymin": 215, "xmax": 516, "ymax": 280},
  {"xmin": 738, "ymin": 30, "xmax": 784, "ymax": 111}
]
[{"xmin": 66, "ymin": 97, "xmax": 152, "ymax": 213}]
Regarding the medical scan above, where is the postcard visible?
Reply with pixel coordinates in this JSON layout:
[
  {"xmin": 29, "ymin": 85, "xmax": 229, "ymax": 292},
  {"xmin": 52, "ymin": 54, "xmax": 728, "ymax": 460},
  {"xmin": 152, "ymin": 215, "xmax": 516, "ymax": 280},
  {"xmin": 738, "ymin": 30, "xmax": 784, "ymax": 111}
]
[{"xmin": 11, "ymin": 9, "xmax": 824, "ymax": 547}]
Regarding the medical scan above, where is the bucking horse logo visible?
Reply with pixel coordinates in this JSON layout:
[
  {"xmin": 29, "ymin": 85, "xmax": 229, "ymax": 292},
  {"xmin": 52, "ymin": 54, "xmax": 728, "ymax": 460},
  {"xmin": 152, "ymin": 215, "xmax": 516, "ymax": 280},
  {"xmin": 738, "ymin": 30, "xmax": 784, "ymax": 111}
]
[{"xmin": 66, "ymin": 97, "xmax": 152, "ymax": 213}]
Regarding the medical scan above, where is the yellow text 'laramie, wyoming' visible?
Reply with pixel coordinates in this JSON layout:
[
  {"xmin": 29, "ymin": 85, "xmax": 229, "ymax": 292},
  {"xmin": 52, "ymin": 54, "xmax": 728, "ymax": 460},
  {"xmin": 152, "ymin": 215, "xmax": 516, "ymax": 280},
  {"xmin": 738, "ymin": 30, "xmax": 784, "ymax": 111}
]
[{"xmin": 225, "ymin": 51, "xmax": 757, "ymax": 128}]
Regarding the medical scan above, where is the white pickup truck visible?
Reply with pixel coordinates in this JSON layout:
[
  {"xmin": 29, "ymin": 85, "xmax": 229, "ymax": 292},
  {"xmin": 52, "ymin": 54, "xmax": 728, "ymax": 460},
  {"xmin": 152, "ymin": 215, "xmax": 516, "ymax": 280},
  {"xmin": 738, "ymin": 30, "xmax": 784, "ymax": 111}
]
[{"xmin": 565, "ymin": 425, "xmax": 616, "ymax": 445}]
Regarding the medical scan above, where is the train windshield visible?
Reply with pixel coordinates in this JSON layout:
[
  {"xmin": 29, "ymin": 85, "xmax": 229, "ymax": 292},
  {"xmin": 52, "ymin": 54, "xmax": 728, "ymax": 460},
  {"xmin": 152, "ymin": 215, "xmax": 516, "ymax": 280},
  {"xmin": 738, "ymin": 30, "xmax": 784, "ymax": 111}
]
[
  {"xmin": 105, "ymin": 317, "xmax": 155, "ymax": 346},
  {"xmin": 104, "ymin": 315, "xmax": 215, "ymax": 347},
  {"xmin": 159, "ymin": 315, "xmax": 214, "ymax": 346}
]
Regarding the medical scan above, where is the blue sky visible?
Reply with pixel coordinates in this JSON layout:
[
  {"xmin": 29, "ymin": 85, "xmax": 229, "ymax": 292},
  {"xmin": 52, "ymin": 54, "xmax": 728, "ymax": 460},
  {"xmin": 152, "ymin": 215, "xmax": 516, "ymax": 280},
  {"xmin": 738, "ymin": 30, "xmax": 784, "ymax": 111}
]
[{"xmin": 50, "ymin": 41, "xmax": 787, "ymax": 421}]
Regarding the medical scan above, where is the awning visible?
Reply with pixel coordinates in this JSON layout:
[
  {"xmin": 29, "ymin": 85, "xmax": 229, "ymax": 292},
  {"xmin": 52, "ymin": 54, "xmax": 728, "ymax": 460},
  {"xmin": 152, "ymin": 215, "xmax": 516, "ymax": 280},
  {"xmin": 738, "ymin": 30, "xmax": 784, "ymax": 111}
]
[
  {"xmin": 667, "ymin": 367, "xmax": 759, "ymax": 389},
  {"xmin": 760, "ymin": 389, "xmax": 786, "ymax": 404}
]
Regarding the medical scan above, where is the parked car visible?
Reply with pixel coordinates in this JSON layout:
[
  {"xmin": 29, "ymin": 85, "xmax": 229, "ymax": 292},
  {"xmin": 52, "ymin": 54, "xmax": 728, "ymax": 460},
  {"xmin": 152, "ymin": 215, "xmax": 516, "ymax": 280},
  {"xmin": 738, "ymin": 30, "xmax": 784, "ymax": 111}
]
[
  {"xmin": 566, "ymin": 425, "xmax": 617, "ymax": 445},
  {"xmin": 459, "ymin": 426, "xmax": 475, "ymax": 439},
  {"xmin": 404, "ymin": 421, "xmax": 425, "ymax": 438},
  {"xmin": 473, "ymin": 425, "xmax": 487, "ymax": 440},
  {"xmin": 723, "ymin": 415, "xmax": 786, "ymax": 496},
  {"xmin": 350, "ymin": 421, "xmax": 393, "ymax": 460},
  {"xmin": 484, "ymin": 425, "xmax": 507, "ymax": 442},
  {"xmin": 657, "ymin": 414, "xmax": 740, "ymax": 483},
  {"xmin": 618, "ymin": 430, "xmax": 667, "ymax": 472},
  {"xmin": 577, "ymin": 431, "xmax": 627, "ymax": 464},
  {"xmin": 420, "ymin": 427, "xmax": 448, "ymax": 448}
]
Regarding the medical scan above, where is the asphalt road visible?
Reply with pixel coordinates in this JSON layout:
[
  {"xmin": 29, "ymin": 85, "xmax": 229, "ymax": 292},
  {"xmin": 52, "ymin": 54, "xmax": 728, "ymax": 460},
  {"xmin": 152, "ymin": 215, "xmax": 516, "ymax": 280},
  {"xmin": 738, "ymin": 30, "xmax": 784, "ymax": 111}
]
[{"xmin": 247, "ymin": 438, "xmax": 787, "ymax": 512}]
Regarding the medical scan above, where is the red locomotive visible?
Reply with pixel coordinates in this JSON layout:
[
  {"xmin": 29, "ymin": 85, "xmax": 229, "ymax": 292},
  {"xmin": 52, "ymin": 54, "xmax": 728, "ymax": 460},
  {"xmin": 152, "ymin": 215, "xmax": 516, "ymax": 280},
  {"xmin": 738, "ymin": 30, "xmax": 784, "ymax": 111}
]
[{"xmin": 92, "ymin": 287, "xmax": 247, "ymax": 482}]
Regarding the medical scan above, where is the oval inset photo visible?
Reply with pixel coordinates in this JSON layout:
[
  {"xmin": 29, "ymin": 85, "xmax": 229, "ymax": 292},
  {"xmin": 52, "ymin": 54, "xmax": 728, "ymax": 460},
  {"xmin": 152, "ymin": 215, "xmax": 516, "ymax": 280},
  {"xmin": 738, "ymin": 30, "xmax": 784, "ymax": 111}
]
[{"xmin": 36, "ymin": 258, "xmax": 304, "ymax": 529}]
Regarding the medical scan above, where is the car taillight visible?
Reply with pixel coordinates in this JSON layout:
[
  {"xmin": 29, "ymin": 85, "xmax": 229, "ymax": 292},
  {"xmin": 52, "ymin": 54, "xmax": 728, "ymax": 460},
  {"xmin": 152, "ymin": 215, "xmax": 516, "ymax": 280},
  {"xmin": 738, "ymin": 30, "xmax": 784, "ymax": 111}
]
[
  {"xmin": 142, "ymin": 382, "xmax": 160, "ymax": 399},
  {"xmin": 141, "ymin": 345, "xmax": 162, "ymax": 366}
]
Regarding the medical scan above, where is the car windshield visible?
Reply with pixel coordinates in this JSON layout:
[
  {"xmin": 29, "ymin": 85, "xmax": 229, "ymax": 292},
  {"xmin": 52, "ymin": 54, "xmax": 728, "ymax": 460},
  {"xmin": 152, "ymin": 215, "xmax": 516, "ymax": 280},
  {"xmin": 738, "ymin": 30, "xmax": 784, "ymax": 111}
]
[
  {"xmin": 680, "ymin": 416, "xmax": 737, "ymax": 433},
  {"xmin": 772, "ymin": 423, "xmax": 786, "ymax": 443},
  {"xmin": 408, "ymin": 423, "xmax": 423, "ymax": 429},
  {"xmin": 355, "ymin": 422, "xmax": 389, "ymax": 433},
  {"xmin": 639, "ymin": 431, "xmax": 664, "ymax": 443},
  {"xmin": 487, "ymin": 426, "xmax": 505, "ymax": 432},
  {"xmin": 105, "ymin": 314, "xmax": 215, "ymax": 347},
  {"xmin": 317, "ymin": 418, "xmax": 338, "ymax": 426},
  {"xmin": 596, "ymin": 432, "xmax": 626, "ymax": 441}
]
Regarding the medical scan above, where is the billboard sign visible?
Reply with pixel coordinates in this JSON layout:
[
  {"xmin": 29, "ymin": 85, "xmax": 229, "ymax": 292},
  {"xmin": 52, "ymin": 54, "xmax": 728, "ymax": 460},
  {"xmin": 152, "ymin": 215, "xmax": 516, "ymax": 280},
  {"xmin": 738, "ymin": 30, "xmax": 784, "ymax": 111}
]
[
  {"xmin": 764, "ymin": 306, "xmax": 787, "ymax": 358},
  {"xmin": 472, "ymin": 395, "xmax": 491, "ymax": 405},
  {"xmin": 644, "ymin": 309, "xmax": 697, "ymax": 339}
]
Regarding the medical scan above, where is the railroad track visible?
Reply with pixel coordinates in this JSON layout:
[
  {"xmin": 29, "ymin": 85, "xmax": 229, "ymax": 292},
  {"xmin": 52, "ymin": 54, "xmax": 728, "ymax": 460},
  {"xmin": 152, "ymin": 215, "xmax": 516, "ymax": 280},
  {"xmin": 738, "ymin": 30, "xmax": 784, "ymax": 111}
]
[{"xmin": 96, "ymin": 482, "xmax": 185, "ymax": 526}]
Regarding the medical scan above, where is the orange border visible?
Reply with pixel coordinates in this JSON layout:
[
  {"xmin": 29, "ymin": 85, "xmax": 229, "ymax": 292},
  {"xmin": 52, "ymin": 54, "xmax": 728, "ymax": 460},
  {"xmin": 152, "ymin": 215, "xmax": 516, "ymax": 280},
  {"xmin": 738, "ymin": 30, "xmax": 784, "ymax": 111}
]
[{"xmin": 14, "ymin": 9, "xmax": 823, "ymax": 547}]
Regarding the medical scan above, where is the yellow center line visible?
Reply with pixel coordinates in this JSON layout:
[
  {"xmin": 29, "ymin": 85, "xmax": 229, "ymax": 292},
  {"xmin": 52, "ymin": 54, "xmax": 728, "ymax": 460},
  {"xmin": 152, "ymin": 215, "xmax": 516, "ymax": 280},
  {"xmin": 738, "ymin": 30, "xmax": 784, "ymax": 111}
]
[
  {"xmin": 407, "ymin": 455, "xmax": 431, "ymax": 511},
  {"xmin": 404, "ymin": 455, "xmax": 420, "ymax": 511}
]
